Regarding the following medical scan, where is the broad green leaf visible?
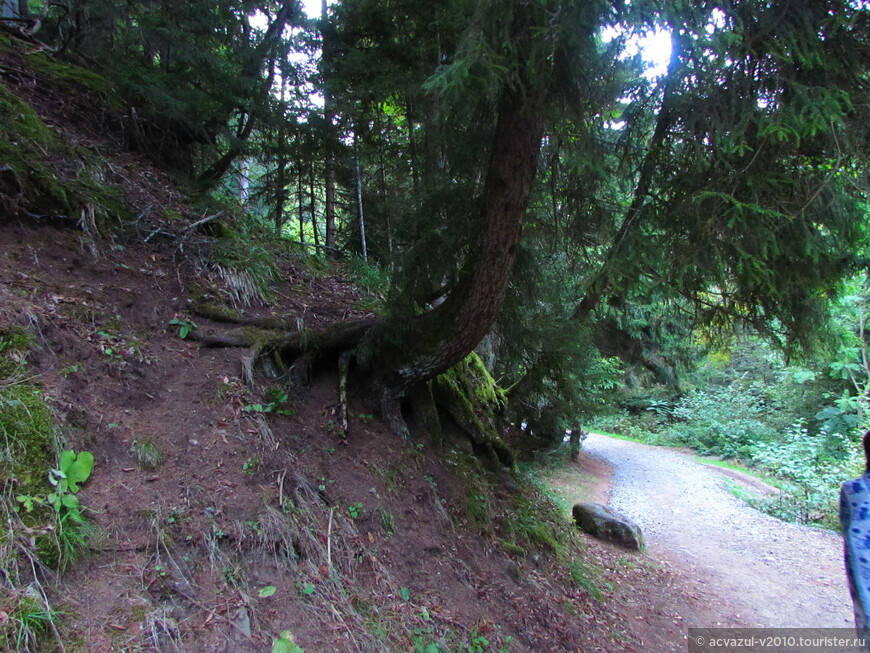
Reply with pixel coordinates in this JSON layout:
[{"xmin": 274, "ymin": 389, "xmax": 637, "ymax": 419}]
[
  {"xmin": 60, "ymin": 451, "xmax": 94, "ymax": 492},
  {"xmin": 272, "ymin": 630, "xmax": 304, "ymax": 653}
]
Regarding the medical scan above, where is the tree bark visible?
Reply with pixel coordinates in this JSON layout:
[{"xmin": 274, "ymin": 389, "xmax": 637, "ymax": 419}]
[
  {"xmin": 373, "ymin": 81, "xmax": 547, "ymax": 432},
  {"xmin": 275, "ymin": 155, "xmax": 286, "ymax": 235},
  {"xmin": 297, "ymin": 166, "xmax": 305, "ymax": 243},
  {"xmin": 309, "ymin": 163, "xmax": 320, "ymax": 248},
  {"xmin": 320, "ymin": 0, "xmax": 337, "ymax": 251},
  {"xmin": 354, "ymin": 136, "xmax": 367, "ymax": 262}
]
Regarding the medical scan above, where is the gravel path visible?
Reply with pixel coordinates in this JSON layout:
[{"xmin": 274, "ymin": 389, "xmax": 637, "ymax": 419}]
[{"xmin": 582, "ymin": 432, "xmax": 854, "ymax": 628}]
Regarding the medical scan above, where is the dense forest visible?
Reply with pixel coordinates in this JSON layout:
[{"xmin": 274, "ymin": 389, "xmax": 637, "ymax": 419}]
[{"xmin": 2, "ymin": 0, "xmax": 870, "ymax": 649}]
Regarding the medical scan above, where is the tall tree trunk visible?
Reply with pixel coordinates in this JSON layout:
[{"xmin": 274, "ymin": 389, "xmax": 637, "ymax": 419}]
[
  {"xmin": 355, "ymin": 137, "xmax": 367, "ymax": 262},
  {"xmin": 375, "ymin": 82, "xmax": 547, "ymax": 433},
  {"xmin": 297, "ymin": 167, "xmax": 305, "ymax": 243},
  {"xmin": 275, "ymin": 156, "xmax": 286, "ymax": 235},
  {"xmin": 374, "ymin": 107, "xmax": 393, "ymax": 260},
  {"xmin": 309, "ymin": 163, "xmax": 320, "ymax": 248},
  {"xmin": 324, "ymin": 143, "xmax": 336, "ymax": 249},
  {"xmin": 320, "ymin": 0, "xmax": 337, "ymax": 251}
]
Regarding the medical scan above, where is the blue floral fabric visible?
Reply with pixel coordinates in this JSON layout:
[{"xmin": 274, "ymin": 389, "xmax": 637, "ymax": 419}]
[{"xmin": 841, "ymin": 474, "xmax": 870, "ymax": 645}]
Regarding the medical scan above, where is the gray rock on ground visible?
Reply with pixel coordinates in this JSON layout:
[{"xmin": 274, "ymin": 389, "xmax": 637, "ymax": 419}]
[{"xmin": 572, "ymin": 502, "xmax": 645, "ymax": 551}]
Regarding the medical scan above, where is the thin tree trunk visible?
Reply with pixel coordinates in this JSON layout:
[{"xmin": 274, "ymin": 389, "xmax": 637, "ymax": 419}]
[
  {"xmin": 375, "ymin": 107, "xmax": 393, "ymax": 259},
  {"xmin": 573, "ymin": 31, "xmax": 685, "ymax": 323},
  {"xmin": 355, "ymin": 138, "xmax": 367, "ymax": 262},
  {"xmin": 324, "ymin": 144, "xmax": 336, "ymax": 249},
  {"xmin": 309, "ymin": 163, "xmax": 320, "ymax": 248},
  {"xmin": 275, "ymin": 156, "xmax": 286, "ymax": 235},
  {"xmin": 297, "ymin": 168, "xmax": 305, "ymax": 243},
  {"xmin": 239, "ymin": 157, "xmax": 249, "ymax": 205},
  {"xmin": 198, "ymin": 113, "xmax": 256, "ymax": 187},
  {"xmin": 321, "ymin": 0, "xmax": 336, "ymax": 251},
  {"xmin": 197, "ymin": 0, "xmax": 295, "ymax": 186},
  {"xmin": 406, "ymin": 102, "xmax": 420, "ymax": 207}
]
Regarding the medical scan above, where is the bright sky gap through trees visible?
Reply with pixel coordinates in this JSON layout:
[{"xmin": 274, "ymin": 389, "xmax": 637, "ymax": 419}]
[{"xmin": 262, "ymin": 1, "xmax": 674, "ymax": 112}]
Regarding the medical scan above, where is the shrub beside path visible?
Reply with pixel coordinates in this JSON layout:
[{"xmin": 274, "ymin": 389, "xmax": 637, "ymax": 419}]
[{"xmin": 582, "ymin": 432, "xmax": 854, "ymax": 628}]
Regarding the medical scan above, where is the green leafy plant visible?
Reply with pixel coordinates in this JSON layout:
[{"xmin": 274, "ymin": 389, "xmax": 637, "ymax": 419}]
[
  {"xmin": 658, "ymin": 384, "xmax": 777, "ymax": 460},
  {"xmin": 295, "ymin": 581, "xmax": 315, "ymax": 596},
  {"xmin": 751, "ymin": 422, "xmax": 862, "ymax": 527},
  {"xmin": 410, "ymin": 625, "xmax": 442, "ymax": 653},
  {"xmin": 95, "ymin": 330, "xmax": 132, "ymax": 360},
  {"xmin": 168, "ymin": 318, "xmax": 198, "ymax": 339},
  {"xmin": 49, "ymin": 450, "xmax": 93, "ymax": 500},
  {"xmin": 242, "ymin": 456, "xmax": 260, "ymax": 475},
  {"xmin": 466, "ymin": 629, "xmax": 489, "ymax": 652},
  {"xmin": 244, "ymin": 390, "xmax": 292, "ymax": 415},
  {"xmin": 348, "ymin": 502, "xmax": 363, "ymax": 519},
  {"xmin": 60, "ymin": 362, "xmax": 81, "ymax": 377},
  {"xmin": 272, "ymin": 629, "xmax": 305, "ymax": 653},
  {"xmin": 17, "ymin": 450, "xmax": 94, "ymax": 521},
  {"xmin": 15, "ymin": 449, "xmax": 95, "ymax": 570}
]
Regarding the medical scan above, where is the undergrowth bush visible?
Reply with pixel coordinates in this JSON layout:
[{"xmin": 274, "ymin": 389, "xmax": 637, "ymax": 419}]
[
  {"xmin": 663, "ymin": 384, "xmax": 777, "ymax": 459},
  {"xmin": 344, "ymin": 254, "xmax": 389, "ymax": 298},
  {"xmin": 750, "ymin": 423, "xmax": 862, "ymax": 529}
]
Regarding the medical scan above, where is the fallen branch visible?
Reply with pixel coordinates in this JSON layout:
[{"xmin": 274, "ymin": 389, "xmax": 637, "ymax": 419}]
[{"xmin": 187, "ymin": 211, "xmax": 224, "ymax": 232}]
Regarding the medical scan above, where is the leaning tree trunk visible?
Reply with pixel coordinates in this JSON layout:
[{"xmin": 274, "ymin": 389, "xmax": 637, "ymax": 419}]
[
  {"xmin": 373, "ymin": 82, "xmax": 547, "ymax": 435},
  {"xmin": 197, "ymin": 0, "xmax": 295, "ymax": 187}
]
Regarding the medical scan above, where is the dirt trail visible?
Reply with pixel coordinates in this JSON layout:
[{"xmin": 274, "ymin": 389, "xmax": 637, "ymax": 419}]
[{"xmin": 582, "ymin": 432, "xmax": 855, "ymax": 629}]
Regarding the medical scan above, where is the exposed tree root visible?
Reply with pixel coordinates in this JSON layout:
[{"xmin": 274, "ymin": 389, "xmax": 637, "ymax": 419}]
[
  {"xmin": 379, "ymin": 387, "xmax": 410, "ymax": 441},
  {"xmin": 187, "ymin": 329, "xmax": 254, "ymax": 348},
  {"xmin": 188, "ymin": 317, "xmax": 515, "ymax": 465}
]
